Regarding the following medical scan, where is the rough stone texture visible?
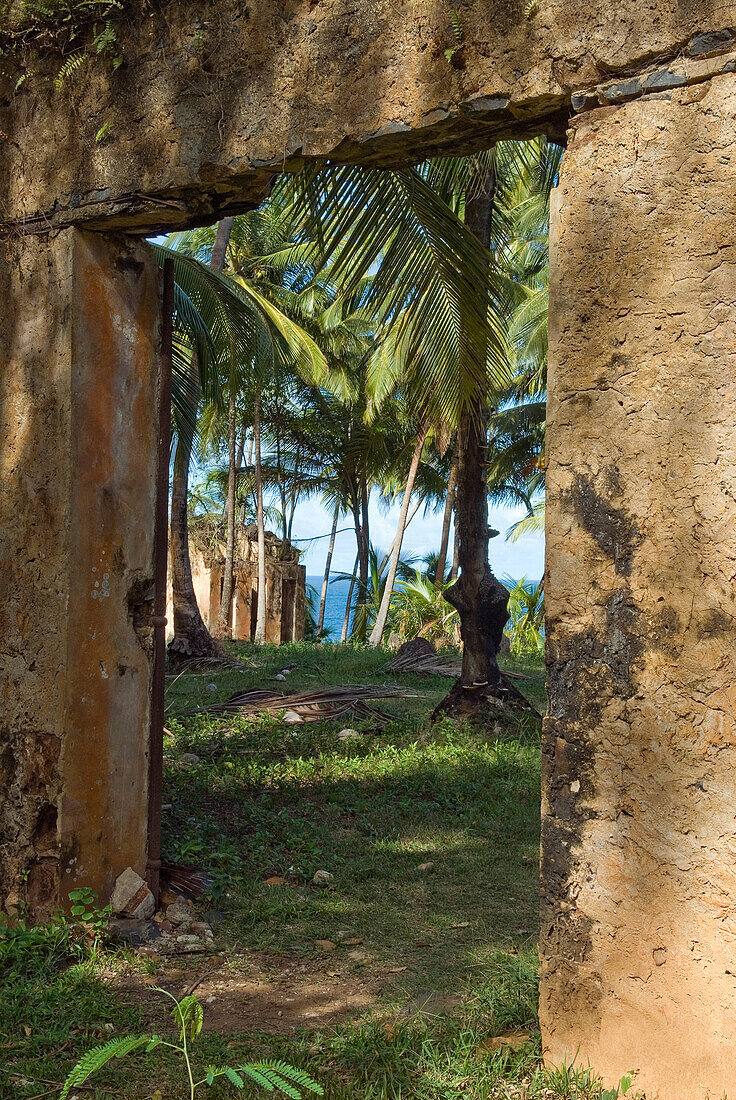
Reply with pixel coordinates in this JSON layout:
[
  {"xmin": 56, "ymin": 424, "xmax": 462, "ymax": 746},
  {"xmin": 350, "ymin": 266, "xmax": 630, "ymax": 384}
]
[
  {"xmin": 2, "ymin": 1, "xmax": 735, "ymax": 235},
  {"xmin": 111, "ymin": 866, "xmax": 155, "ymax": 918},
  {"xmin": 167, "ymin": 522, "xmax": 306, "ymax": 643},
  {"xmin": 0, "ymin": 229, "xmax": 160, "ymax": 915},
  {"xmin": 542, "ymin": 75, "xmax": 736, "ymax": 1099}
]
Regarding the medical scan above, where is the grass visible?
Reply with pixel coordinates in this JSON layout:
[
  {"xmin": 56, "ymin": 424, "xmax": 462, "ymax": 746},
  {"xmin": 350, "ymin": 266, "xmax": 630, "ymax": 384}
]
[{"xmin": 1, "ymin": 643, "xmax": 635, "ymax": 1099}]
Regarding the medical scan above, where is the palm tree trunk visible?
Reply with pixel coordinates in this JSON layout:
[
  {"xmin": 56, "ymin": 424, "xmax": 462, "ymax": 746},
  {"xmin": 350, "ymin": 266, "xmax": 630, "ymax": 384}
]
[
  {"xmin": 449, "ymin": 524, "xmax": 460, "ymax": 582},
  {"xmin": 341, "ymin": 551, "xmax": 359, "ymax": 643},
  {"xmin": 440, "ymin": 167, "xmax": 516, "ymax": 708},
  {"xmin": 358, "ymin": 473, "xmax": 370, "ymax": 592},
  {"xmin": 168, "ymin": 216, "xmax": 234, "ymax": 659},
  {"xmin": 435, "ymin": 438, "xmax": 459, "ymax": 586},
  {"xmin": 369, "ymin": 425, "xmax": 428, "ymax": 647},
  {"xmin": 317, "ymin": 499, "xmax": 340, "ymax": 638},
  {"xmin": 215, "ymin": 387, "xmax": 237, "ymax": 638},
  {"xmin": 254, "ymin": 384, "xmax": 267, "ymax": 644},
  {"xmin": 169, "ymin": 406, "xmax": 217, "ymax": 657}
]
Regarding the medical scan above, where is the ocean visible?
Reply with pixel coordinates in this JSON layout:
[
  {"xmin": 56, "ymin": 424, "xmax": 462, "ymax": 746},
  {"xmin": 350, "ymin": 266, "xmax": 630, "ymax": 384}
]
[{"xmin": 307, "ymin": 575, "xmax": 354, "ymax": 639}]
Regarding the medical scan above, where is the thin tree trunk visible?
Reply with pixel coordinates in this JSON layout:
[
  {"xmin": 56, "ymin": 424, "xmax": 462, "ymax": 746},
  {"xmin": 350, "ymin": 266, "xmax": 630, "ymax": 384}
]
[
  {"xmin": 449, "ymin": 523, "xmax": 460, "ymax": 582},
  {"xmin": 317, "ymin": 499, "xmax": 340, "ymax": 638},
  {"xmin": 436, "ymin": 438, "xmax": 459, "ymax": 586},
  {"xmin": 254, "ymin": 384, "xmax": 267, "ymax": 644},
  {"xmin": 378, "ymin": 496, "xmax": 423, "ymax": 578},
  {"xmin": 439, "ymin": 167, "xmax": 519, "ymax": 711},
  {"xmin": 358, "ymin": 474, "xmax": 370, "ymax": 592},
  {"xmin": 215, "ymin": 387, "xmax": 238, "ymax": 637},
  {"xmin": 169, "ymin": 417, "xmax": 217, "ymax": 658},
  {"xmin": 369, "ymin": 425, "xmax": 428, "ymax": 647},
  {"xmin": 341, "ymin": 551, "xmax": 359, "ymax": 643},
  {"xmin": 168, "ymin": 216, "xmax": 234, "ymax": 659}
]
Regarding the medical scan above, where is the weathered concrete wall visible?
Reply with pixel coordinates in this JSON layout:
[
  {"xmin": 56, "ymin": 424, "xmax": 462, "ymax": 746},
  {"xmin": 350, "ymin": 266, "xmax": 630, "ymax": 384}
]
[
  {"xmin": 3, "ymin": 1, "xmax": 736, "ymax": 235},
  {"xmin": 0, "ymin": 229, "xmax": 160, "ymax": 914},
  {"xmin": 543, "ymin": 73, "xmax": 736, "ymax": 1099}
]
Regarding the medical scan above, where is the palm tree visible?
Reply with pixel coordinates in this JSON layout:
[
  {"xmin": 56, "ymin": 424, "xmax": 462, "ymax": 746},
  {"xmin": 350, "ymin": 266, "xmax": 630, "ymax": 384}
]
[{"xmin": 163, "ymin": 208, "xmax": 328, "ymax": 648}]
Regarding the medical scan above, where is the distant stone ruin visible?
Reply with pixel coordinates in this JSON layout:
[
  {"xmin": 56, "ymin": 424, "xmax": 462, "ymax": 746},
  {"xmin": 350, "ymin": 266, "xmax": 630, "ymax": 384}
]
[{"xmin": 174, "ymin": 521, "xmax": 306, "ymax": 644}]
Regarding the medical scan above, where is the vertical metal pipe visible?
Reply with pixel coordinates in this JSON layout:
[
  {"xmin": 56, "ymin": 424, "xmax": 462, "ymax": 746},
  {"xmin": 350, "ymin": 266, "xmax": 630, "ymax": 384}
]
[{"xmin": 146, "ymin": 256, "xmax": 174, "ymax": 901}]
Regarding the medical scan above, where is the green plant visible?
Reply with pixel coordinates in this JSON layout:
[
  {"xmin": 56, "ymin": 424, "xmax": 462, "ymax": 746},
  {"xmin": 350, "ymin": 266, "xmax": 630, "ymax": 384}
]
[
  {"xmin": 503, "ymin": 576, "xmax": 544, "ymax": 655},
  {"xmin": 60, "ymin": 989, "xmax": 324, "ymax": 1100},
  {"xmin": 444, "ymin": 7, "xmax": 463, "ymax": 63},
  {"xmin": 68, "ymin": 886, "xmax": 111, "ymax": 948}
]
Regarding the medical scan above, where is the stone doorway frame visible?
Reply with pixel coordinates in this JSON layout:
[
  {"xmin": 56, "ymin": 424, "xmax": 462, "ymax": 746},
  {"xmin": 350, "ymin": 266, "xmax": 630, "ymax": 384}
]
[{"xmin": 2, "ymin": 12, "xmax": 736, "ymax": 1097}]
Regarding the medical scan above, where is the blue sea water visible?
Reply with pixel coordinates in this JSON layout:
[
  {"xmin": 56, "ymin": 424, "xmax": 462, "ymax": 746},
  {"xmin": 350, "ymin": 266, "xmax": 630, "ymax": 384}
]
[{"xmin": 307, "ymin": 575, "xmax": 354, "ymax": 639}]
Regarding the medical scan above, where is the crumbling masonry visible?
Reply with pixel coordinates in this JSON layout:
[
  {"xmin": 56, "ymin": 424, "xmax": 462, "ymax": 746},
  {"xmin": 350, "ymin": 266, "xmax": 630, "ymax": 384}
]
[{"xmin": 1, "ymin": 3, "xmax": 735, "ymax": 1096}]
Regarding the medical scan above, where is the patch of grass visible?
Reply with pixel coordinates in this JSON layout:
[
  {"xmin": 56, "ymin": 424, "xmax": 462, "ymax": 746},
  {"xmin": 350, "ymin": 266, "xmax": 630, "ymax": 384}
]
[{"xmin": 5, "ymin": 644, "xmax": 575, "ymax": 1100}]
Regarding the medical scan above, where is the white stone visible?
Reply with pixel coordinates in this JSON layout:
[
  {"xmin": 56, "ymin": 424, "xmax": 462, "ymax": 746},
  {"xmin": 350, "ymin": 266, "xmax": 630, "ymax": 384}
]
[
  {"xmin": 337, "ymin": 729, "xmax": 360, "ymax": 741},
  {"xmin": 167, "ymin": 900, "xmax": 194, "ymax": 925},
  {"xmin": 283, "ymin": 709, "xmax": 304, "ymax": 724},
  {"xmin": 312, "ymin": 870, "xmax": 334, "ymax": 886},
  {"xmin": 110, "ymin": 867, "xmax": 155, "ymax": 919}
]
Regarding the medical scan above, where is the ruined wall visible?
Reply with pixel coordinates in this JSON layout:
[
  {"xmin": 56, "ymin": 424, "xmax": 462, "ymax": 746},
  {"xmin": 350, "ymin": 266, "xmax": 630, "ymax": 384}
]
[
  {"xmin": 3, "ymin": 1, "xmax": 736, "ymax": 235},
  {"xmin": 0, "ymin": 230, "xmax": 160, "ymax": 914},
  {"xmin": 542, "ymin": 73, "xmax": 736, "ymax": 1099}
]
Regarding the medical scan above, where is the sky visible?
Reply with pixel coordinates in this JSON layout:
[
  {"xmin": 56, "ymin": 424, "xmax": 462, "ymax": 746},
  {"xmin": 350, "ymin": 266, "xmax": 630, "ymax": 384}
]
[{"xmin": 292, "ymin": 494, "xmax": 544, "ymax": 582}]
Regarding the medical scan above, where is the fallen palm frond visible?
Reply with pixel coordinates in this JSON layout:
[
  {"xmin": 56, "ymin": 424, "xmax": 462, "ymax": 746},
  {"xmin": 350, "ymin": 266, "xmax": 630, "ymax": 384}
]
[
  {"xmin": 179, "ymin": 684, "xmax": 418, "ymax": 723},
  {"xmin": 386, "ymin": 650, "xmax": 463, "ymax": 677},
  {"xmin": 386, "ymin": 649, "xmax": 528, "ymax": 680}
]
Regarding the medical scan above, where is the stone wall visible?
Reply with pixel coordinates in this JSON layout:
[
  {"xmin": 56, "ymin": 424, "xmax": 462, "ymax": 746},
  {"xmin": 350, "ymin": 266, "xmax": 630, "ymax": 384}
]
[
  {"xmin": 0, "ymin": 230, "xmax": 160, "ymax": 915},
  {"xmin": 3, "ymin": 1, "xmax": 735, "ymax": 235},
  {"xmin": 171, "ymin": 546, "xmax": 306, "ymax": 643},
  {"xmin": 543, "ymin": 73, "xmax": 736, "ymax": 1099}
]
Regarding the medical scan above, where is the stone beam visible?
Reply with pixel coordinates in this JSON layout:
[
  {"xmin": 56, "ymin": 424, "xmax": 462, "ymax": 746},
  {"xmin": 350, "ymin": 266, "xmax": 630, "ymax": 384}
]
[
  {"xmin": 543, "ymin": 73, "xmax": 736, "ymax": 1098},
  {"xmin": 0, "ymin": 229, "xmax": 160, "ymax": 915},
  {"xmin": 2, "ymin": 1, "xmax": 735, "ymax": 235}
]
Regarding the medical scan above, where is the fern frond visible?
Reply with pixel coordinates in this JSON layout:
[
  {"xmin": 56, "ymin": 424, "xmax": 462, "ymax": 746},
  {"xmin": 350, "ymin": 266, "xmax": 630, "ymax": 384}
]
[
  {"xmin": 241, "ymin": 1061, "xmax": 324, "ymax": 1096},
  {"xmin": 173, "ymin": 994, "xmax": 204, "ymax": 1040},
  {"xmin": 60, "ymin": 1036, "xmax": 151, "ymax": 1098},
  {"xmin": 449, "ymin": 7, "xmax": 462, "ymax": 42},
  {"xmin": 54, "ymin": 49, "xmax": 84, "ymax": 90}
]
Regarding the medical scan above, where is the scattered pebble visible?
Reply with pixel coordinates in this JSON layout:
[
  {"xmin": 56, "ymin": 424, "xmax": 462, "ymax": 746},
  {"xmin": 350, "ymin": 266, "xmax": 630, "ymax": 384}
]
[
  {"xmin": 315, "ymin": 939, "xmax": 337, "ymax": 951},
  {"xmin": 206, "ymin": 683, "xmax": 218, "ymax": 692},
  {"xmin": 180, "ymin": 752, "xmax": 200, "ymax": 764},
  {"xmin": 275, "ymin": 673, "xmax": 287, "ymax": 682},
  {"xmin": 283, "ymin": 709, "xmax": 304, "ymax": 724},
  {"xmin": 337, "ymin": 729, "xmax": 360, "ymax": 741},
  {"xmin": 312, "ymin": 870, "xmax": 334, "ymax": 886},
  {"xmin": 166, "ymin": 900, "xmax": 194, "ymax": 926},
  {"xmin": 416, "ymin": 861, "xmax": 435, "ymax": 873}
]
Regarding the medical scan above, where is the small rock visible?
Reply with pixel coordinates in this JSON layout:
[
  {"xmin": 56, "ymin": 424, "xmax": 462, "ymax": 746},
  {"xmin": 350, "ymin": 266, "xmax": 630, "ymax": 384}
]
[
  {"xmin": 337, "ymin": 729, "xmax": 360, "ymax": 741},
  {"xmin": 176, "ymin": 934, "xmax": 201, "ymax": 945},
  {"xmin": 416, "ymin": 861, "xmax": 435, "ymax": 873},
  {"xmin": 191, "ymin": 921, "xmax": 212, "ymax": 934},
  {"xmin": 312, "ymin": 870, "xmax": 334, "ymax": 886},
  {"xmin": 180, "ymin": 752, "xmax": 200, "ymax": 764},
  {"xmin": 315, "ymin": 939, "xmax": 337, "ymax": 951},
  {"xmin": 206, "ymin": 683, "xmax": 218, "ymax": 692},
  {"xmin": 111, "ymin": 867, "xmax": 156, "ymax": 920},
  {"xmin": 347, "ymin": 949, "xmax": 370, "ymax": 963},
  {"xmin": 203, "ymin": 910, "xmax": 225, "ymax": 925},
  {"xmin": 108, "ymin": 918, "xmax": 161, "ymax": 946},
  {"xmin": 166, "ymin": 900, "xmax": 194, "ymax": 926},
  {"xmin": 275, "ymin": 673, "xmax": 286, "ymax": 682},
  {"xmin": 283, "ymin": 709, "xmax": 303, "ymax": 725},
  {"xmin": 280, "ymin": 668, "xmax": 291, "ymax": 676}
]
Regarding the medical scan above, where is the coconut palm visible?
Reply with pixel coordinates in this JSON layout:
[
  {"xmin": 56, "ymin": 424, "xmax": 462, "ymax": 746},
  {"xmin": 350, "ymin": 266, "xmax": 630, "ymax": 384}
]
[{"xmin": 154, "ymin": 227, "xmax": 327, "ymax": 653}]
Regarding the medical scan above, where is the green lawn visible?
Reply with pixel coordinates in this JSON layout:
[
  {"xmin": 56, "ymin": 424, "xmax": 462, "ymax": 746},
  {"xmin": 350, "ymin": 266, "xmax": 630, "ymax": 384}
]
[{"xmin": 1, "ymin": 644, "xmax": 633, "ymax": 1099}]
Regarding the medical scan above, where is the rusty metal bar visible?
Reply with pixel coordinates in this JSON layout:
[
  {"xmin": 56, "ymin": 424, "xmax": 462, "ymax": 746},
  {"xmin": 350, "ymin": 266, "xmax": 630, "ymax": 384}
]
[{"xmin": 146, "ymin": 255, "xmax": 174, "ymax": 902}]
